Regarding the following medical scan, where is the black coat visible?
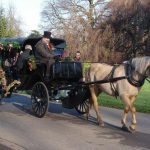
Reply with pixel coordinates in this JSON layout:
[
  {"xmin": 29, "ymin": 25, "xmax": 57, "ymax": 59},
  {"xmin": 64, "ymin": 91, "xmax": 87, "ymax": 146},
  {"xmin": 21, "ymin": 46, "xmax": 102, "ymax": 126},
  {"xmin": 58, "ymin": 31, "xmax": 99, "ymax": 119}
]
[
  {"xmin": 16, "ymin": 49, "xmax": 31, "ymax": 70},
  {"xmin": 35, "ymin": 40, "xmax": 54, "ymax": 61}
]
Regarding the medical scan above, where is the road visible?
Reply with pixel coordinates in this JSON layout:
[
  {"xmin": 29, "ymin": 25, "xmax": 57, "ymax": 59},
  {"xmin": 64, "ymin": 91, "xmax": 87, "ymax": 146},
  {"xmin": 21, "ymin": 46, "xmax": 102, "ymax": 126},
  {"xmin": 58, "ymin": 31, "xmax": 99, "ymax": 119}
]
[{"xmin": 0, "ymin": 94, "xmax": 150, "ymax": 150}]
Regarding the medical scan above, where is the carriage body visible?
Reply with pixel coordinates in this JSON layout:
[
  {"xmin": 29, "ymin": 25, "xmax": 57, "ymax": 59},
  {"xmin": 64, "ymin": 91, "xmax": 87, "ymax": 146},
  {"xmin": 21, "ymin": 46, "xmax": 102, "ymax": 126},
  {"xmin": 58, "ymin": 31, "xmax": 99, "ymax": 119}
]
[{"xmin": 0, "ymin": 37, "xmax": 90, "ymax": 117}]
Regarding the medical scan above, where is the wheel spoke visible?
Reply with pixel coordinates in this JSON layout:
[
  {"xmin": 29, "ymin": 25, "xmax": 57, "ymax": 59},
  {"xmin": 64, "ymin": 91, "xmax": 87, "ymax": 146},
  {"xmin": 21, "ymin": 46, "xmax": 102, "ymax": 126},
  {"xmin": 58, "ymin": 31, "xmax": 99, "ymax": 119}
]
[
  {"xmin": 82, "ymin": 102, "xmax": 86, "ymax": 110},
  {"xmin": 38, "ymin": 105, "xmax": 42, "ymax": 117},
  {"xmin": 81, "ymin": 104, "xmax": 84, "ymax": 112},
  {"xmin": 34, "ymin": 104, "xmax": 39, "ymax": 114},
  {"xmin": 75, "ymin": 99, "xmax": 89, "ymax": 114}
]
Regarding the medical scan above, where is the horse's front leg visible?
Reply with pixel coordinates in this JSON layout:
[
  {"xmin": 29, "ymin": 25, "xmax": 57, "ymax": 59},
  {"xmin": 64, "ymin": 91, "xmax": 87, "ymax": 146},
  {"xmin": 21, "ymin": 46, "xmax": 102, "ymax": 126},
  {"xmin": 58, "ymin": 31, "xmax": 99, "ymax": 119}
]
[
  {"xmin": 121, "ymin": 106, "xmax": 130, "ymax": 131},
  {"xmin": 89, "ymin": 85, "xmax": 104, "ymax": 126},
  {"xmin": 121, "ymin": 95, "xmax": 136, "ymax": 132},
  {"xmin": 129, "ymin": 106, "xmax": 136, "ymax": 131},
  {"xmin": 122, "ymin": 105, "xmax": 137, "ymax": 132},
  {"xmin": 128, "ymin": 96, "xmax": 137, "ymax": 132}
]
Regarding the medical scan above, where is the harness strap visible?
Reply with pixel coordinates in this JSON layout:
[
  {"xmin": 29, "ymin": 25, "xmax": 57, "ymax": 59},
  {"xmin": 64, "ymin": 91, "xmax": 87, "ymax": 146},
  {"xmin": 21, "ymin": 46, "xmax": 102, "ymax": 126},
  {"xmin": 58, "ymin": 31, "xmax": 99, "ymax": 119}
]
[
  {"xmin": 107, "ymin": 65, "xmax": 119, "ymax": 98},
  {"xmin": 146, "ymin": 78, "xmax": 150, "ymax": 83}
]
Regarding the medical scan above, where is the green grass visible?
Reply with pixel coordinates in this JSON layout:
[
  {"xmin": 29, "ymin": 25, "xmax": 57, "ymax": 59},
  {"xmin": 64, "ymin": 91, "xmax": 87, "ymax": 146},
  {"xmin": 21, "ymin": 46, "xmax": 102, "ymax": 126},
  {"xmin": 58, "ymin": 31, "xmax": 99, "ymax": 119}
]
[
  {"xmin": 98, "ymin": 80, "xmax": 150, "ymax": 113},
  {"xmin": 17, "ymin": 90, "xmax": 32, "ymax": 95}
]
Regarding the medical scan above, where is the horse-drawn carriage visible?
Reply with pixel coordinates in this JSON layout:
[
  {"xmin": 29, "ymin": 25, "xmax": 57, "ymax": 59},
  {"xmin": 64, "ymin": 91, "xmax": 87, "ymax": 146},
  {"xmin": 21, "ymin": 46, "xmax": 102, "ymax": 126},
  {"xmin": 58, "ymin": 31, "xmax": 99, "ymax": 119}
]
[
  {"xmin": 1, "ymin": 36, "xmax": 150, "ymax": 132},
  {"xmin": 0, "ymin": 37, "xmax": 91, "ymax": 117}
]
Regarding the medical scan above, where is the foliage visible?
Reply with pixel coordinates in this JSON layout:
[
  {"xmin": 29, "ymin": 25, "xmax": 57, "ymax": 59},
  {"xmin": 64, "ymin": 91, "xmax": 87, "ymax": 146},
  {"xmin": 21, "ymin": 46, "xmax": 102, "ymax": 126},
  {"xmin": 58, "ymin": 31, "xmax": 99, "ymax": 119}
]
[
  {"xmin": 0, "ymin": 17, "xmax": 7, "ymax": 37},
  {"xmin": 0, "ymin": 6, "xmax": 7, "ymax": 37},
  {"xmin": 82, "ymin": 62, "xmax": 91, "ymax": 77},
  {"xmin": 28, "ymin": 30, "xmax": 42, "ymax": 38},
  {"xmin": 0, "ymin": 4, "xmax": 23, "ymax": 37},
  {"xmin": 0, "ymin": 41, "xmax": 21, "ymax": 50},
  {"xmin": 27, "ymin": 55, "xmax": 37, "ymax": 70}
]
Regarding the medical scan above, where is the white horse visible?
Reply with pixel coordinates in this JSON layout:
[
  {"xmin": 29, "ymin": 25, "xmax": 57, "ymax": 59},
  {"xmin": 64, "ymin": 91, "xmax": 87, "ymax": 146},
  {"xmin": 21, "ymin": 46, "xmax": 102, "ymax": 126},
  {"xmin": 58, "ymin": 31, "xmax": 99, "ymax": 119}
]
[{"xmin": 86, "ymin": 56, "xmax": 150, "ymax": 132}]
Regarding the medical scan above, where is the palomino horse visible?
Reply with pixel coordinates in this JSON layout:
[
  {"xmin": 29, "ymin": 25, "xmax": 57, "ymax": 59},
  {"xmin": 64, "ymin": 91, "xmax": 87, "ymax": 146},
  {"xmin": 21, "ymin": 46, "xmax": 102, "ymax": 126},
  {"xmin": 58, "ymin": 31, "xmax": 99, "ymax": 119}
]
[{"xmin": 86, "ymin": 56, "xmax": 150, "ymax": 132}]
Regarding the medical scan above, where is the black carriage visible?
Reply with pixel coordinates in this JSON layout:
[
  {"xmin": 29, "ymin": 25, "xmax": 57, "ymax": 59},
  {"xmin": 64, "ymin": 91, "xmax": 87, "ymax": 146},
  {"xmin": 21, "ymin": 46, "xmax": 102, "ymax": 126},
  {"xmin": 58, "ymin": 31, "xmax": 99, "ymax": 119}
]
[{"xmin": 0, "ymin": 37, "xmax": 90, "ymax": 117}]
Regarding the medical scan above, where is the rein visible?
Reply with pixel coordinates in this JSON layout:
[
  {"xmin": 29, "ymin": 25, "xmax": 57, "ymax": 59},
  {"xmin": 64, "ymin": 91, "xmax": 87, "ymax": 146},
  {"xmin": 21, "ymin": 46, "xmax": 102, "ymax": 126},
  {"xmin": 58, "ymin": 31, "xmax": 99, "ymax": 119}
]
[{"xmin": 146, "ymin": 78, "xmax": 150, "ymax": 83}]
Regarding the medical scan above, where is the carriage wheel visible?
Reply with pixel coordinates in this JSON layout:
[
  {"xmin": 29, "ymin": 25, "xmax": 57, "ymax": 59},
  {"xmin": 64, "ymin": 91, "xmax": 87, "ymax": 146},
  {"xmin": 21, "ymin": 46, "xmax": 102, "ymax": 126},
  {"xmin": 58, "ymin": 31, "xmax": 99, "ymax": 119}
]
[
  {"xmin": 75, "ymin": 98, "xmax": 90, "ymax": 114},
  {"xmin": 31, "ymin": 82, "xmax": 49, "ymax": 118}
]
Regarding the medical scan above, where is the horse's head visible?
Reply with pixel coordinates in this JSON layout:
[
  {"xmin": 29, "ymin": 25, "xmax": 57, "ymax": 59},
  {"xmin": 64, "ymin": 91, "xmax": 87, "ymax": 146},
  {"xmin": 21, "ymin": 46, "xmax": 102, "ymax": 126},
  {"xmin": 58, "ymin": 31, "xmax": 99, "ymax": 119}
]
[{"xmin": 131, "ymin": 56, "xmax": 150, "ymax": 78}]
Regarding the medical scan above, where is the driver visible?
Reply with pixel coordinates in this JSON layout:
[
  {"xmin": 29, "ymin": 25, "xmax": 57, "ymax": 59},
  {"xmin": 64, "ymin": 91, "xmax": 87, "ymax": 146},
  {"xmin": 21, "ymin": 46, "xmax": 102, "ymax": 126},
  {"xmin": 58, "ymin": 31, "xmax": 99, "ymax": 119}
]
[{"xmin": 35, "ymin": 31, "xmax": 55, "ymax": 79}]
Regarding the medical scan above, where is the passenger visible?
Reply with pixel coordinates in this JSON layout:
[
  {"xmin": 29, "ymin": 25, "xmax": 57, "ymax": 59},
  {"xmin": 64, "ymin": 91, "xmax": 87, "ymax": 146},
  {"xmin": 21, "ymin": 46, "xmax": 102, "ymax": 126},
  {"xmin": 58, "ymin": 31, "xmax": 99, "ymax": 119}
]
[
  {"xmin": 35, "ymin": 31, "xmax": 55, "ymax": 79},
  {"xmin": 74, "ymin": 51, "xmax": 81, "ymax": 62},
  {"xmin": 8, "ymin": 44, "xmax": 17, "ymax": 66},
  {"xmin": 4, "ymin": 44, "xmax": 19, "ymax": 67},
  {"xmin": 16, "ymin": 44, "xmax": 32, "ymax": 71},
  {"xmin": 74, "ymin": 51, "xmax": 84, "ymax": 81}
]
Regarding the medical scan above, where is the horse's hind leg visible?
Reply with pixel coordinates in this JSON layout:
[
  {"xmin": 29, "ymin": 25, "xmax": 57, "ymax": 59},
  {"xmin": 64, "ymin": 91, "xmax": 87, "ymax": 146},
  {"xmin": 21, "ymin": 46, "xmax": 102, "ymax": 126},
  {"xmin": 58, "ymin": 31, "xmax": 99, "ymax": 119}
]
[
  {"xmin": 89, "ymin": 85, "xmax": 104, "ymax": 126},
  {"xmin": 85, "ymin": 97, "xmax": 92, "ymax": 120}
]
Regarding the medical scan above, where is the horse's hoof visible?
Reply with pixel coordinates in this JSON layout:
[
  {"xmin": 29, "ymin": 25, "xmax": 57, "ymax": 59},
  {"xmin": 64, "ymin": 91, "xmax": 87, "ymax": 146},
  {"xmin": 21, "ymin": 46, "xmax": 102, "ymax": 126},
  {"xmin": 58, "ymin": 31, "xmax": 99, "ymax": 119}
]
[
  {"xmin": 129, "ymin": 126, "xmax": 136, "ymax": 133},
  {"xmin": 83, "ymin": 114, "xmax": 89, "ymax": 120},
  {"xmin": 98, "ymin": 122, "xmax": 104, "ymax": 127},
  {"xmin": 121, "ymin": 125, "xmax": 130, "ymax": 132},
  {"xmin": 86, "ymin": 114, "xmax": 90, "ymax": 120}
]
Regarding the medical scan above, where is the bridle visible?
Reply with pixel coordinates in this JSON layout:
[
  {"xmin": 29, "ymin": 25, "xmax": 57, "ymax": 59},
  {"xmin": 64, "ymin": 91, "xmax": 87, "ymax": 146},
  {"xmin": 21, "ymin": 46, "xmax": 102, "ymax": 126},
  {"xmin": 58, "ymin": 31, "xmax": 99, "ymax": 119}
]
[{"xmin": 125, "ymin": 59, "xmax": 147, "ymax": 87}]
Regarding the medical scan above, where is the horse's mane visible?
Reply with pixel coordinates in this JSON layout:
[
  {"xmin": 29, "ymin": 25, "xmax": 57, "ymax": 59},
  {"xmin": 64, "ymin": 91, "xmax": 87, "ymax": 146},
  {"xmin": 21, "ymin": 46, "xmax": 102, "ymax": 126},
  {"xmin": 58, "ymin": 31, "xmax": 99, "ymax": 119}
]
[{"xmin": 131, "ymin": 56, "xmax": 150, "ymax": 75}]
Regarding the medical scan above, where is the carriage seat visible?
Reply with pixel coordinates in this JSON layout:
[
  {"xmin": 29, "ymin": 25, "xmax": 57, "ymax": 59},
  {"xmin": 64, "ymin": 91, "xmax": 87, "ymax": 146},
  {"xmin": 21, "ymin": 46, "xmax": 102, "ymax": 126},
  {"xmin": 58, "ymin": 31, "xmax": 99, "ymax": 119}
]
[{"xmin": 49, "ymin": 61, "xmax": 83, "ymax": 82}]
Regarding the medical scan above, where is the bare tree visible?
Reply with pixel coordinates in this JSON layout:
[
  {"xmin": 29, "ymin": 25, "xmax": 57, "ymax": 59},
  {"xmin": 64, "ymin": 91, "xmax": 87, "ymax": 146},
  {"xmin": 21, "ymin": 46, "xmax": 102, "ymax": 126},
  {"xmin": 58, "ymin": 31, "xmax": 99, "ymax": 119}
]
[
  {"xmin": 6, "ymin": 4, "xmax": 23, "ymax": 37},
  {"xmin": 40, "ymin": 0, "xmax": 108, "ymax": 61}
]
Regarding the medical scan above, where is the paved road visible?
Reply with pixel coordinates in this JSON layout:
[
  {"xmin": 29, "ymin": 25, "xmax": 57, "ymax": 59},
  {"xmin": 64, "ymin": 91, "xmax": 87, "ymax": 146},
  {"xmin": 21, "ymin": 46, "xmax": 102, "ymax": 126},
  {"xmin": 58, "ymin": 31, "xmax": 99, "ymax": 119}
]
[{"xmin": 0, "ymin": 94, "xmax": 150, "ymax": 150}]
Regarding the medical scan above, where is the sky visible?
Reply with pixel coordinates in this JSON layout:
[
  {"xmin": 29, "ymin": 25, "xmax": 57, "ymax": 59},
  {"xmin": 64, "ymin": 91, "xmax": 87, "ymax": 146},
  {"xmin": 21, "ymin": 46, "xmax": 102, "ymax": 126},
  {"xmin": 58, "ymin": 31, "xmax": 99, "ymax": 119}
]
[{"xmin": 0, "ymin": 0, "xmax": 44, "ymax": 36}]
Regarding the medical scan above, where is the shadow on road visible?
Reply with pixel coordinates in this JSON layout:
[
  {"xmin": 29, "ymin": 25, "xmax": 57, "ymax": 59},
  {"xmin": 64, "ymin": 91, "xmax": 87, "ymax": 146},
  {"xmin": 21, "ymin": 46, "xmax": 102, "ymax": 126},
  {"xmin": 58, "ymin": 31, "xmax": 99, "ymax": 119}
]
[
  {"xmin": 96, "ymin": 123, "xmax": 150, "ymax": 150},
  {"xmin": 3, "ymin": 93, "xmax": 84, "ymax": 119}
]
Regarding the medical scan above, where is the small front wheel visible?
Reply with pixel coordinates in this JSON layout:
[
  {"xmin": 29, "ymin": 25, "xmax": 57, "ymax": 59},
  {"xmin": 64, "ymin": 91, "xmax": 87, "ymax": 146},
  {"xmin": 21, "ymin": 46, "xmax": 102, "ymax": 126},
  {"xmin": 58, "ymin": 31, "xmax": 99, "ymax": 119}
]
[
  {"xmin": 75, "ymin": 98, "xmax": 90, "ymax": 114},
  {"xmin": 31, "ymin": 82, "xmax": 49, "ymax": 118}
]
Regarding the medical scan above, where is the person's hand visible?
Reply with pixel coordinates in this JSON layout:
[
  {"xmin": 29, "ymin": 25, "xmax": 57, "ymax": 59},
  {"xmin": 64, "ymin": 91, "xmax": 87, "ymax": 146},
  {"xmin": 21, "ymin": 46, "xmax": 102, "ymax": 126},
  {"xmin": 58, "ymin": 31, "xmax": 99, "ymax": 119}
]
[
  {"xmin": 28, "ymin": 62, "xmax": 33, "ymax": 71},
  {"xmin": 54, "ymin": 55, "xmax": 61, "ymax": 61}
]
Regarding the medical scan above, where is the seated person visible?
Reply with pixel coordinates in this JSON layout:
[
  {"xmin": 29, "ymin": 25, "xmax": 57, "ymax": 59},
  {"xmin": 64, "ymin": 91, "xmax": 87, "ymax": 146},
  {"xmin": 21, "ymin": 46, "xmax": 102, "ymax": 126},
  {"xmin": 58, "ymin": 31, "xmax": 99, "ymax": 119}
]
[
  {"xmin": 16, "ymin": 44, "xmax": 32, "ymax": 71},
  {"xmin": 74, "ymin": 51, "xmax": 82, "ymax": 62},
  {"xmin": 35, "ymin": 31, "xmax": 55, "ymax": 79}
]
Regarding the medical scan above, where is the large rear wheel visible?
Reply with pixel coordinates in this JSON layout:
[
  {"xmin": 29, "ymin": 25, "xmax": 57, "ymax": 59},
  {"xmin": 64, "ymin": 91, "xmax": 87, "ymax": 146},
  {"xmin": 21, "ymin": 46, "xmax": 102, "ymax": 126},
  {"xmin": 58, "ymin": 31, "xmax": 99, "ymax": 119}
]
[{"xmin": 31, "ymin": 82, "xmax": 49, "ymax": 118}]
